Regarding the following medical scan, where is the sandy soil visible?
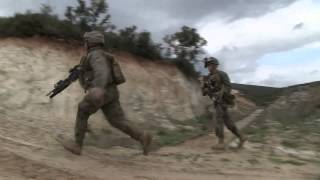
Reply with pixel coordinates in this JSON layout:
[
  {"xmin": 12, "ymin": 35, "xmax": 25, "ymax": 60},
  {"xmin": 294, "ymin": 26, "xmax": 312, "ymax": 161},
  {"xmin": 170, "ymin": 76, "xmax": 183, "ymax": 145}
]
[{"xmin": 0, "ymin": 109, "xmax": 318, "ymax": 180}]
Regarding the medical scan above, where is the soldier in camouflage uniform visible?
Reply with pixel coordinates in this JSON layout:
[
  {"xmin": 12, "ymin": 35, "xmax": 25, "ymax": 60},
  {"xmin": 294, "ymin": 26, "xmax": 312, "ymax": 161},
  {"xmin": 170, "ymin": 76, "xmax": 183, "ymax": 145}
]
[
  {"xmin": 60, "ymin": 31, "xmax": 153, "ymax": 156},
  {"xmin": 202, "ymin": 57, "xmax": 246, "ymax": 149}
]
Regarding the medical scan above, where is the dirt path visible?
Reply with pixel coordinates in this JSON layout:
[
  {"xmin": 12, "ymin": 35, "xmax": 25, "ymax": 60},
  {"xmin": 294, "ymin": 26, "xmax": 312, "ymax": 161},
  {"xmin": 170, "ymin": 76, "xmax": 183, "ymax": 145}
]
[{"xmin": 1, "ymin": 109, "xmax": 319, "ymax": 180}]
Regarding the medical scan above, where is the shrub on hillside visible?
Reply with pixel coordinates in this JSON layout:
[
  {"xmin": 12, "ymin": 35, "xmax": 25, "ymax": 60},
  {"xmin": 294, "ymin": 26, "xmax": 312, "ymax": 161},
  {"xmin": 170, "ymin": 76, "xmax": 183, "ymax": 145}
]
[
  {"xmin": 0, "ymin": 13, "xmax": 83, "ymax": 40},
  {"xmin": 174, "ymin": 60, "xmax": 199, "ymax": 79},
  {"xmin": 164, "ymin": 26, "xmax": 207, "ymax": 79},
  {"xmin": 0, "ymin": 12, "xmax": 162, "ymax": 60}
]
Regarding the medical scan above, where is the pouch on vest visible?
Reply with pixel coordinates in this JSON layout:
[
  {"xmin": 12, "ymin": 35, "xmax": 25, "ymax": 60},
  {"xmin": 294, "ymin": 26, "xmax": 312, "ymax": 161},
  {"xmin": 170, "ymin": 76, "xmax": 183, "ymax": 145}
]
[
  {"xmin": 216, "ymin": 71, "xmax": 235, "ymax": 106},
  {"xmin": 223, "ymin": 93, "xmax": 235, "ymax": 106},
  {"xmin": 105, "ymin": 54, "xmax": 126, "ymax": 85},
  {"xmin": 112, "ymin": 58, "xmax": 126, "ymax": 85}
]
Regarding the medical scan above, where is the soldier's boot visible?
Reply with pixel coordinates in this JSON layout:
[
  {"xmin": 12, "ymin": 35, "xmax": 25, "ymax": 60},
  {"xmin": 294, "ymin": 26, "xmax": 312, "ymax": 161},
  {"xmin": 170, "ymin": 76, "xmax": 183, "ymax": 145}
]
[
  {"xmin": 140, "ymin": 132, "xmax": 153, "ymax": 156},
  {"xmin": 238, "ymin": 135, "xmax": 247, "ymax": 148},
  {"xmin": 57, "ymin": 135, "xmax": 82, "ymax": 155},
  {"xmin": 62, "ymin": 141, "xmax": 82, "ymax": 155},
  {"xmin": 211, "ymin": 138, "xmax": 226, "ymax": 150}
]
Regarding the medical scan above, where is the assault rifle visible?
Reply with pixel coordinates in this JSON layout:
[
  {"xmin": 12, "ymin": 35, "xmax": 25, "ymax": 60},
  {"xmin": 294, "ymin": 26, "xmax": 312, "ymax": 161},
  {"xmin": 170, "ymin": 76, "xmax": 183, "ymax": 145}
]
[
  {"xmin": 201, "ymin": 75, "xmax": 225, "ymax": 105},
  {"xmin": 46, "ymin": 65, "xmax": 81, "ymax": 99}
]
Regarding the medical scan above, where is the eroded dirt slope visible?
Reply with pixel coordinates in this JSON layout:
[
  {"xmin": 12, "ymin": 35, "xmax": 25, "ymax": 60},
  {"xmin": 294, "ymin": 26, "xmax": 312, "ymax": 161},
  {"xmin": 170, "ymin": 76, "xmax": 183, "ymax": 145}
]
[{"xmin": 5, "ymin": 38, "xmax": 312, "ymax": 180}]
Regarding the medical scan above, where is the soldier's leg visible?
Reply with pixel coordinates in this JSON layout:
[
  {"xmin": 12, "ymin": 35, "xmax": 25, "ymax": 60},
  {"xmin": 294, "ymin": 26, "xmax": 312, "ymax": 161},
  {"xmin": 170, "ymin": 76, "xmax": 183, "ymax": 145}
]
[
  {"xmin": 101, "ymin": 99, "xmax": 142, "ymax": 140},
  {"xmin": 101, "ymin": 99, "xmax": 153, "ymax": 155},
  {"xmin": 75, "ymin": 88, "xmax": 105, "ymax": 147},
  {"xmin": 75, "ymin": 100, "xmax": 96, "ymax": 146},
  {"xmin": 215, "ymin": 104, "xmax": 225, "ymax": 144},
  {"xmin": 60, "ymin": 95, "xmax": 101, "ymax": 155},
  {"xmin": 221, "ymin": 104, "xmax": 246, "ymax": 148},
  {"xmin": 221, "ymin": 104, "xmax": 241, "ymax": 138}
]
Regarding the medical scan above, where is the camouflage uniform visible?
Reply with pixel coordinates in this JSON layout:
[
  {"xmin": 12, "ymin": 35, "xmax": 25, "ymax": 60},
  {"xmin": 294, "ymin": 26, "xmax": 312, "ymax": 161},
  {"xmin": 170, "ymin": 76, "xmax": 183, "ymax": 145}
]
[
  {"xmin": 62, "ymin": 31, "xmax": 152, "ymax": 155},
  {"xmin": 202, "ymin": 57, "xmax": 245, "ymax": 148}
]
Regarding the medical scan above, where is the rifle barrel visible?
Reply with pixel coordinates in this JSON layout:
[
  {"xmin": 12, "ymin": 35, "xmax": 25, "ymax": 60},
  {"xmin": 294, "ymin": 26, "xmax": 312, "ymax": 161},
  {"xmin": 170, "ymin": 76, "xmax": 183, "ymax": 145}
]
[{"xmin": 46, "ymin": 64, "xmax": 80, "ymax": 99}]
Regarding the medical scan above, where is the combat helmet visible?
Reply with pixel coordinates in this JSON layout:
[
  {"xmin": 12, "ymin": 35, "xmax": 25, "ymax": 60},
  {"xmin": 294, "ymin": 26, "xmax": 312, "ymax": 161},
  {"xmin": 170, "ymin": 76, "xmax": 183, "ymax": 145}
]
[
  {"xmin": 204, "ymin": 57, "xmax": 219, "ymax": 67},
  {"xmin": 83, "ymin": 31, "xmax": 105, "ymax": 45}
]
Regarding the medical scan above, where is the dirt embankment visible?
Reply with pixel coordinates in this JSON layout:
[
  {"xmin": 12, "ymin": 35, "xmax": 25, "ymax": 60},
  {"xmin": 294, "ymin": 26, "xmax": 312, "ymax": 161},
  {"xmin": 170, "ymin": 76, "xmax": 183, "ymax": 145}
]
[
  {"xmin": 0, "ymin": 38, "xmax": 264, "ymax": 180},
  {"xmin": 0, "ymin": 37, "xmax": 255, "ymax": 136}
]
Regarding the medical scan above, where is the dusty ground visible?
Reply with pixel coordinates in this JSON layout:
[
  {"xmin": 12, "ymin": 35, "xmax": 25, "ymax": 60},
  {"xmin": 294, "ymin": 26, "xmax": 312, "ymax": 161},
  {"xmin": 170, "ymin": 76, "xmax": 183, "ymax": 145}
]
[{"xmin": 0, "ymin": 109, "xmax": 319, "ymax": 180}]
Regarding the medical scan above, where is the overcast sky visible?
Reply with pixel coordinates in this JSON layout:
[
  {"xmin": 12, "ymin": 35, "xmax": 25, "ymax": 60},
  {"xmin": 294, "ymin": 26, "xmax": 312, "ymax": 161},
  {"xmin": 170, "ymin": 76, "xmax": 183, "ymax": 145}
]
[{"xmin": 0, "ymin": 0, "xmax": 319, "ymax": 87}]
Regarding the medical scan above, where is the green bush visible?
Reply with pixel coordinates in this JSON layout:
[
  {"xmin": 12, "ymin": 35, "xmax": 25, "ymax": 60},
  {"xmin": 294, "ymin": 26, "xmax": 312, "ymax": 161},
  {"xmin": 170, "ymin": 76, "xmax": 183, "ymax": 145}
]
[
  {"xmin": 0, "ymin": 13, "xmax": 163, "ymax": 60},
  {"xmin": 134, "ymin": 31, "xmax": 162, "ymax": 59},
  {"xmin": 174, "ymin": 60, "xmax": 200, "ymax": 79},
  {"xmin": 0, "ymin": 13, "xmax": 83, "ymax": 40}
]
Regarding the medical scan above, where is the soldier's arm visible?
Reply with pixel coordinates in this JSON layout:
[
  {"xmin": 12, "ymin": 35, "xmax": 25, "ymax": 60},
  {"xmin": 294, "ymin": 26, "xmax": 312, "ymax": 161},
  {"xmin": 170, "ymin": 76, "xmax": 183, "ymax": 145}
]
[
  {"xmin": 200, "ymin": 76, "xmax": 209, "ymax": 96},
  {"xmin": 88, "ymin": 51, "xmax": 113, "ymax": 88},
  {"xmin": 220, "ymin": 71, "xmax": 232, "ymax": 93},
  {"xmin": 78, "ymin": 56, "xmax": 87, "ymax": 89}
]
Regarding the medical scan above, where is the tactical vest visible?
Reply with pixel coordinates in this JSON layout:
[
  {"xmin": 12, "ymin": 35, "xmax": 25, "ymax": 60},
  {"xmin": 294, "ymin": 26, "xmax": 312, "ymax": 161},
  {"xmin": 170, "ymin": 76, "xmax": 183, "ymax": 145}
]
[
  {"xmin": 204, "ymin": 71, "xmax": 235, "ymax": 106},
  {"xmin": 207, "ymin": 72, "xmax": 223, "ymax": 93},
  {"xmin": 79, "ymin": 52, "xmax": 126, "ymax": 87}
]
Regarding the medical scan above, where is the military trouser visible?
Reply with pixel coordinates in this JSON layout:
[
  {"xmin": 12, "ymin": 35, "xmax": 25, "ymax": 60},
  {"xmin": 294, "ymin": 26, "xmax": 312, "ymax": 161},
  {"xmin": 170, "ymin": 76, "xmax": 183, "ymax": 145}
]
[
  {"xmin": 214, "ymin": 102, "xmax": 242, "ymax": 142},
  {"xmin": 75, "ymin": 86, "xmax": 143, "ymax": 147}
]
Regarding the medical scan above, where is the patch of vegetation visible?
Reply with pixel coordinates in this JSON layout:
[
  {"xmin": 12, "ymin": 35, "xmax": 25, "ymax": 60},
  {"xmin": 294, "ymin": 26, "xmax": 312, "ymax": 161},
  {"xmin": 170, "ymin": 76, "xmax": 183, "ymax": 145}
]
[
  {"xmin": 294, "ymin": 157, "xmax": 320, "ymax": 165},
  {"xmin": 173, "ymin": 115, "xmax": 212, "ymax": 130},
  {"xmin": 246, "ymin": 128, "xmax": 268, "ymax": 143},
  {"xmin": 265, "ymin": 85, "xmax": 320, "ymax": 151},
  {"xmin": 269, "ymin": 103, "xmax": 320, "ymax": 133},
  {"xmin": 0, "ymin": 13, "xmax": 83, "ymax": 40},
  {"xmin": 157, "ymin": 107, "xmax": 257, "ymax": 147},
  {"xmin": 164, "ymin": 26, "xmax": 207, "ymax": 79},
  {"xmin": 244, "ymin": 120, "xmax": 269, "ymax": 143},
  {"xmin": 287, "ymin": 81, "xmax": 320, "ymax": 89},
  {"xmin": 0, "ymin": 1, "xmax": 162, "ymax": 60},
  {"xmin": 156, "ymin": 115, "xmax": 212, "ymax": 146},
  {"xmin": 231, "ymin": 83, "xmax": 283, "ymax": 106},
  {"xmin": 157, "ymin": 128, "xmax": 203, "ymax": 146},
  {"xmin": 232, "ymin": 74, "xmax": 320, "ymax": 108},
  {"xmin": 174, "ymin": 60, "xmax": 199, "ymax": 79},
  {"xmin": 269, "ymin": 157, "xmax": 306, "ymax": 166},
  {"xmin": 281, "ymin": 140, "xmax": 300, "ymax": 149}
]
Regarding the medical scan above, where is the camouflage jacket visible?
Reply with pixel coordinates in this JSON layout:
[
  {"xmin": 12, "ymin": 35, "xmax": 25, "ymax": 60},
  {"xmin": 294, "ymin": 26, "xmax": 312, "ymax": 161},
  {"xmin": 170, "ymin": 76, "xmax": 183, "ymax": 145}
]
[
  {"xmin": 202, "ymin": 70, "xmax": 232, "ymax": 98},
  {"xmin": 79, "ymin": 47, "xmax": 114, "ymax": 90}
]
